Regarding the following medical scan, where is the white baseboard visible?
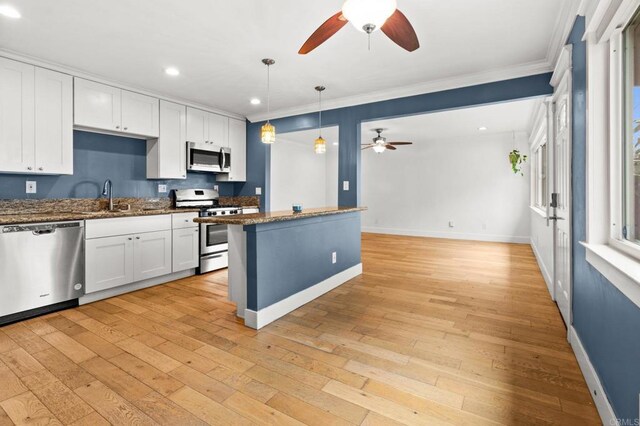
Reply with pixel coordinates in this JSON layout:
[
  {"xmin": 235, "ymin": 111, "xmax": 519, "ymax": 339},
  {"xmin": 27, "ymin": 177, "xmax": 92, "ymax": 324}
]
[
  {"xmin": 361, "ymin": 227, "xmax": 530, "ymax": 244},
  {"xmin": 80, "ymin": 269, "xmax": 196, "ymax": 304},
  {"xmin": 244, "ymin": 263, "xmax": 363, "ymax": 329},
  {"xmin": 530, "ymin": 238, "xmax": 554, "ymax": 300},
  {"xmin": 569, "ymin": 326, "xmax": 618, "ymax": 425}
]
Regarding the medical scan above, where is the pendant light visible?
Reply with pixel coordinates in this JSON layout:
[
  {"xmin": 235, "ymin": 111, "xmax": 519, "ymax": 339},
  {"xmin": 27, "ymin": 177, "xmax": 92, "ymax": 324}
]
[
  {"xmin": 314, "ymin": 86, "xmax": 326, "ymax": 154},
  {"xmin": 261, "ymin": 58, "xmax": 276, "ymax": 144}
]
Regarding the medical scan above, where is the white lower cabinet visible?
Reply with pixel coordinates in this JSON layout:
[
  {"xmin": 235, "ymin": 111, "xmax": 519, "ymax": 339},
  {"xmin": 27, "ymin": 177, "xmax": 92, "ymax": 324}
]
[
  {"xmin": 85, "ymin": 216, "xmax": 173, "ymax": 294},
  {"xmin": 86, "ymin": 235, "xmax": 135, "ymax": 293},
  {"xmin": 133, "ymin": 230, "xmax": 172, "ymax": 281},
  {"xmin": 172, "ymin": 227, "xmax": 200, "ymax": 272}
]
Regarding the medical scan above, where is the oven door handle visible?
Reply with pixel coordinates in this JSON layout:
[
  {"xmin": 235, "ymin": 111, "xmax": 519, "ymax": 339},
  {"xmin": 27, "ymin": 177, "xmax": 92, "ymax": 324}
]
[{"xmin": 201, "ymin": 252, "xmax": 226, "ymax": 260}]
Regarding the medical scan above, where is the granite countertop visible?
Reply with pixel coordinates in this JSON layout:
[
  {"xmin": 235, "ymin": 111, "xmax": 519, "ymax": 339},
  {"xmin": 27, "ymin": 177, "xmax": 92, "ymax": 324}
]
[
  {"xmin": 0, "ymin": 207, "xmax": 201, "ymax": 226},
  {"xmin": 194, "ymin": 206, "xmax": 367, "ymax": 225}
]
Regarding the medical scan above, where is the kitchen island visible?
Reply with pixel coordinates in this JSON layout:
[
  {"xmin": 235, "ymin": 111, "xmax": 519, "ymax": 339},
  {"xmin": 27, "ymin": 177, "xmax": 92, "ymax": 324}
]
[{"xmin": 195, "ymin": 207, "xmax": 366, "ymax": 329}]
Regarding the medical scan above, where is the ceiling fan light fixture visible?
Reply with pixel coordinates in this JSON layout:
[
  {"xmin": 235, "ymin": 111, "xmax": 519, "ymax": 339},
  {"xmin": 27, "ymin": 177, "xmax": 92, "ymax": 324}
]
[
  {"xmin": 372, "ymin": 144, "xmax": 386, "ymax": 154},
  {"xmin": 342, "ymin": 0, "xmax": 397, "ymax": 33}
]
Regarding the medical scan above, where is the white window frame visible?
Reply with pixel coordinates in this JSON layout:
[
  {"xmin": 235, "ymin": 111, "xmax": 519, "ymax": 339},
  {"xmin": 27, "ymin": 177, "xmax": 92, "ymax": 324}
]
[
  {"xmin": 529, "ymin": 101, "xmax": 551, "ymax": 218},
  {"xmin": 583, "ymin": 0, "xmax": 640, "ymax": 310}
]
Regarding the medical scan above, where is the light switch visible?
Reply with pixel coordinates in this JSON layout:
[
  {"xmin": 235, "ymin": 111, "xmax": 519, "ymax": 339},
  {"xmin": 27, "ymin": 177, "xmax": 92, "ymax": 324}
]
[
  {"xmin": 26, "ymin": 181, "xmax": 36, "ymax": 194},
  {"xmin": 158, "ymin": 184, "xmax": 168, "ymax": 193},
  {"xmin": 256, "ymin": 187, "xmax": 262, "ymax": 195},
  {"xmin": 332, "ymin": 252, "xmax": 337, "ymax": 264},
  {"xmin": 213, "ymin": 185, "xmax": 219, "ymax": 192},
  {"xmin": 343, "ymin": 181, "xmax": 349, "ymax": 191}
]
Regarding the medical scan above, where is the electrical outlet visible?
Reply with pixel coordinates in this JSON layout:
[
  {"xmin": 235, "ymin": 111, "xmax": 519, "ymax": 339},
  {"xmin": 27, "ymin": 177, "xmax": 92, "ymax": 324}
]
[
  {"xmin": 343, "ymin": 181, "xmax": 349, "ymax": 191},
  {"xmin": 332, "ymin": 252, "xmax": 337, "ymax": 264},
  {"xmin": 26, "ymin": 181, "xmax": 36, "ymax": 194},
  {"xmin": 256, "ymin": 187, "xmax": 262, "ymax": 195},
  {"xmin": 213, "ymin": 185, "xmax": 219, "ymax": 192},
  {"xmin": 448, "ymin": 221, "xmax": 455, "ymax": 228},
  {"xmin": 158, "ymin": 184, "xmax": 168, "ymax": 193}
]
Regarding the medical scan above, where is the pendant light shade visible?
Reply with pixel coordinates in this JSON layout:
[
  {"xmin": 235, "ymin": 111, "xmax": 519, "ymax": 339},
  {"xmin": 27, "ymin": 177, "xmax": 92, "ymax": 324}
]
[
  {"xmin": 314, "ymin": 136, "xmax": 326, "ymax": 154},
  {"xmin": 314, "ymin": 86, "xmax": 326, "ymax": 154},
  {"xmin": 261, "ymin": 59, "xmax": 276, "ymax": 144}
]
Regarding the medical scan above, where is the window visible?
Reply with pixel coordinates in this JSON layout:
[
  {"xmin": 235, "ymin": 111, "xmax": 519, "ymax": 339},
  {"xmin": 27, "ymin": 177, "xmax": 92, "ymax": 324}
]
[
  {"xmin": 622, "ymin": 12, "xmax": 640, "ymax": 246},
  {"xmin": 531, "ymin": 137, "xmax": 548, "ymax": 212}
]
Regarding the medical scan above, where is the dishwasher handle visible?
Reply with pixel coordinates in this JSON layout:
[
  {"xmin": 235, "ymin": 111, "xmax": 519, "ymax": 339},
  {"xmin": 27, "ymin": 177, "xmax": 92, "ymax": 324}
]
[{"xmin": 33, "ymin": 229, "xmax": 55, "ymax": 236}]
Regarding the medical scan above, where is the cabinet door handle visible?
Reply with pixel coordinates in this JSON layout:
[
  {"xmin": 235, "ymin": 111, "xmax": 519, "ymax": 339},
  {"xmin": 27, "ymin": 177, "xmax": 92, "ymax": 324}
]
[
  {"xmin": 194, "ymin": 229, "xmax": 199, "ymax": 232},
  {"xmin": 27, "ymin": 166, "xmax": 32, "ymax": 171},
  {"xmin": 136, "ymin": 236, "xmax": 141, "ymax": 240},
  {"xmin": 128, "ymin": 237, "xmax": 132, "ymax": 240},
  {"xmin": 38, "ymin": 167, "xmax": 43, "ymax": 171},
  {"xmin": 115, "ymin": 125, "xmax": 120, "ymax": 129},
  {"xmin": 124, "ymin": 127, "xmax": 128, "ymax": 131}
]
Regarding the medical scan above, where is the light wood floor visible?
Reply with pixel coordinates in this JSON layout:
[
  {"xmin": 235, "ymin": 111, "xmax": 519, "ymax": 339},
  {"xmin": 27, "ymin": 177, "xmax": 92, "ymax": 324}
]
[{"xmin": 0, "ymin": 233, "xmax": 600, "ymax": 425}]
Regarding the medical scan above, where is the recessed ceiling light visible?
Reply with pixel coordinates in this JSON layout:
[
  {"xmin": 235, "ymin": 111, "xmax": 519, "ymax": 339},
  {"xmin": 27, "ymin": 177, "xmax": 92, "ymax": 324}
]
[
  {"xmin": 164, "ymin": 67, "xmax": 180, "ymax": 76},
  {"xmin": 478, "ymin": 126, "xmax": 488, "ymax": 131},
  {"xmin": 0, "ymin": 5, "xmax": 21, "ymax": 19},
  {"xmin": 250, "ymin": 98, "xmax": 261, "ymax": 105}
]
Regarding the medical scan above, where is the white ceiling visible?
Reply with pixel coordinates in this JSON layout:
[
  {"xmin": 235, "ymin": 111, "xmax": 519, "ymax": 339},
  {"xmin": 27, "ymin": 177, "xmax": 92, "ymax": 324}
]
[
  {"xmin": 362, "ymin": 98, "xmax": 541, "ymax": 144},
  {"xmin": 0, "ymin": 1, "xmax": 576, "ymax": 119}
]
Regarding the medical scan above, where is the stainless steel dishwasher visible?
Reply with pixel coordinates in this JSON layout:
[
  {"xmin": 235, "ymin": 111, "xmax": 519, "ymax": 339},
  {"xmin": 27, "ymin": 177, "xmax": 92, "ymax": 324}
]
[{"xmin": 0, "ymin": 221, "xmax": 85, "ymax": 324}]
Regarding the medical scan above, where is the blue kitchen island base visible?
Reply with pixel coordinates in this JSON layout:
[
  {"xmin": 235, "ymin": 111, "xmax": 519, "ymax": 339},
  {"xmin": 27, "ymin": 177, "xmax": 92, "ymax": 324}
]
[{"xmin": 225, "ymin": 211, "xmax": 363, "ymax": 329}]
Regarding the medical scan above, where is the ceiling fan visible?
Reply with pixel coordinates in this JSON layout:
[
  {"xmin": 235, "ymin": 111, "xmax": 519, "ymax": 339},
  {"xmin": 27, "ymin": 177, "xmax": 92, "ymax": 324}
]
[
  {"xmin": 299, "ymin": 0, "xmax": 419, "ymax": 54},
  {"xmin": 362, "ymin": 128, "xmax": 413, "ymax": 153}
]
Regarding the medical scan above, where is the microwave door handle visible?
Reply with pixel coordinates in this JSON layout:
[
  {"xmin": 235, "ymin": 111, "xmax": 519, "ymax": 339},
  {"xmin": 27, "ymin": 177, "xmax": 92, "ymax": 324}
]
[{"xmin": 221, "ymin": 147, "xmax": 226, "ymax": 170}]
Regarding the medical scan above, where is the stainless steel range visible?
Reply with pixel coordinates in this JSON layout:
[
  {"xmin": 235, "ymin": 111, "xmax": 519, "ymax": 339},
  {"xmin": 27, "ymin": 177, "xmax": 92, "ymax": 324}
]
[{"xmin": 174, "ymin": 189, "xmax": 242, "ymax": 274}]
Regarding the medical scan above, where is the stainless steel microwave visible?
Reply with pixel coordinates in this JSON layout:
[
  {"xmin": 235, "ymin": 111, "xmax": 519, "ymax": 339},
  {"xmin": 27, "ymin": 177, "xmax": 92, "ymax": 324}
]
[{"xmin": 186, "ymin": 142, "xmax": 231, "ymax": 173}]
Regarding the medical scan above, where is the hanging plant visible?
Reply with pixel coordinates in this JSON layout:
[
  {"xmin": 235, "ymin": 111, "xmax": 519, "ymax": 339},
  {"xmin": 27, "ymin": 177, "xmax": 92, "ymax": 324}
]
[{"xmin": 508, "ymin": 149, "xmax": 527, "ymax": 175}]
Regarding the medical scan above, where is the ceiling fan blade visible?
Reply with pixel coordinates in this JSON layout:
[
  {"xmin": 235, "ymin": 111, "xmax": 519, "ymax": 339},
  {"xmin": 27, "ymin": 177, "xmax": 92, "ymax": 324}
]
[
  {"xmin": 387, "ymin": 142, "xmax": 413, "ymax": 145},
  {"xmin": 385, "ymin": 144, "xmax": 397, "ymax": 150},
  {"xmin": 299, "ymin": 12, "xmax": 348, "ymax": 54},
  {"xmin": 381, "ymin": 10, "xmax": 420, "ymax": 52},
  {"xmin": 361, "ymin": 145, "xmax": 375, "ymax": 150}
]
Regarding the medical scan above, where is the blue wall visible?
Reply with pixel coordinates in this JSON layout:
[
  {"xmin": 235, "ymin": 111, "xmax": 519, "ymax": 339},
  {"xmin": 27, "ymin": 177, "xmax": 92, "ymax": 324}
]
[
  {"xmin": 0, "ymin": 131, "xmax": 236, "ymax": 200},
  {"xmin": 245, "ymin": 212, "xmax": 361, "ymax": 311},
  {"xmin": 239, "ymin": 74, "xmax": 554, "ymax": 210},
  {"xmin": 569, "ymin": 16, "xmax": 640, "ymax": 423}
]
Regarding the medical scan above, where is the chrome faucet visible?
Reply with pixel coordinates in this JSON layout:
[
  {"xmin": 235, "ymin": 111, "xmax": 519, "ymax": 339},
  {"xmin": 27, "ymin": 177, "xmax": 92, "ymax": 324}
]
[{"xmin": 102, "ymin": 179, "xmax": 114, "ymax": 211}]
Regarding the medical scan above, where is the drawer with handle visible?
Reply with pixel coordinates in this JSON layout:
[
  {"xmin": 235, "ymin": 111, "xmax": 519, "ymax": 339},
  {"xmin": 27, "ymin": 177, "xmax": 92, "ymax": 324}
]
[{"xmin": 172, "ymin": 212, "xmax": 199, "ymax": 229}]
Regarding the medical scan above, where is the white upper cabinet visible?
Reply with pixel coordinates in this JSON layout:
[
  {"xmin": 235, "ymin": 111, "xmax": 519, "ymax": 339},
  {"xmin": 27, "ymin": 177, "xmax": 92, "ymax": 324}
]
[
  {"xmin": 218, "ymin": 118, "xmax": 246, "ymax": 182},
  {"xmin": 0, "ymin": 57, "xmax": 73, "ymax": 175},
  {"xmin": 35, "ymin": 68, "xmax": 73, "ymax": 175},
  {"xmin": 0, "ymin": 58, "xmax": 35, "ymax": 173},
  {"xmin": 74, "ymin": 77, "xmax": 159, "ymax": 138},
  {"xmin": 186, "ymin": 107, "xmax": 227, "ymax": 145},
  {"xmin": 208, "ymin": 113, "xmax": 228, "ymax": 147},
  {"xmin": 147, "ymin": 100, "xmax": 187, "ymax": 179},
  {"xmin": 74, "ymin": 78, "xmax": 121, "ymax": 132},
  {"xmin": 121, "ymin": 90, "xmax": 159, "ymax": 138}
]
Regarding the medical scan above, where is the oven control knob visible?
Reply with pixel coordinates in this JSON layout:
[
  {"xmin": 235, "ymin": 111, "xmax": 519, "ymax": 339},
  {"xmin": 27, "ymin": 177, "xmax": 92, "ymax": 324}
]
[{"xmin": 212, "ymin": 212, "xmax": 217, "ymax": 216}]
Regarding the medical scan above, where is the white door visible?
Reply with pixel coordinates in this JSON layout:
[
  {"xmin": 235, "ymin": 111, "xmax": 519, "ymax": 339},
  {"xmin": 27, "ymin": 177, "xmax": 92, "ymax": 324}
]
[
  {"xmin": 186, "ymin": 107, "xmax": 208, "ymax": 143},
  {"xmin": 208, "ymin": 113, "xmax": 227, "ymax": 146},
  {"xmin": 74, "ymin": 78, "xmax": 122, "ymax": 132},
  {"xmin": 34, "ymin": 68, "xmax": 73, "ymax": 175},
  {"xmin": 219, "ymin": 118, "xmax": 246, "ymax": 182},
  {"xmin": 86, "ymin": 235, "xmax": 135, "ymax": 293},
  {"xmin": 0, "ymin": 57, "xmax": 35, "ymax": 173},
  {"xmin": 121, "ymin": 90, "xmax": 159, "ymax": 137},
  {"xmin": 133, "ymin": 230, "xmax": 172, "ymax": 281},
  {"xmin": 172, "ymin": 227, "xmax": 200, "ymax": 272},
  {"xmin": 552, "ymin": 72, "xmax": 572, "ymax": 327}
]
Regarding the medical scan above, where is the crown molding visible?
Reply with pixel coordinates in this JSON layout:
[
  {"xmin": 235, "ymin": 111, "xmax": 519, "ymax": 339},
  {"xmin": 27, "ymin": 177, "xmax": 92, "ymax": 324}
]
[
  {"xmin": 0, "ymin": 48, "xmax": 245, "ymax": 121},
  {"xmin": 247, "ymin": 60, "xmax": 553, "ymax": 123},
  {"xmin": 545, "ymin": 0, "xmax": 582, "ymax": 67}
]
